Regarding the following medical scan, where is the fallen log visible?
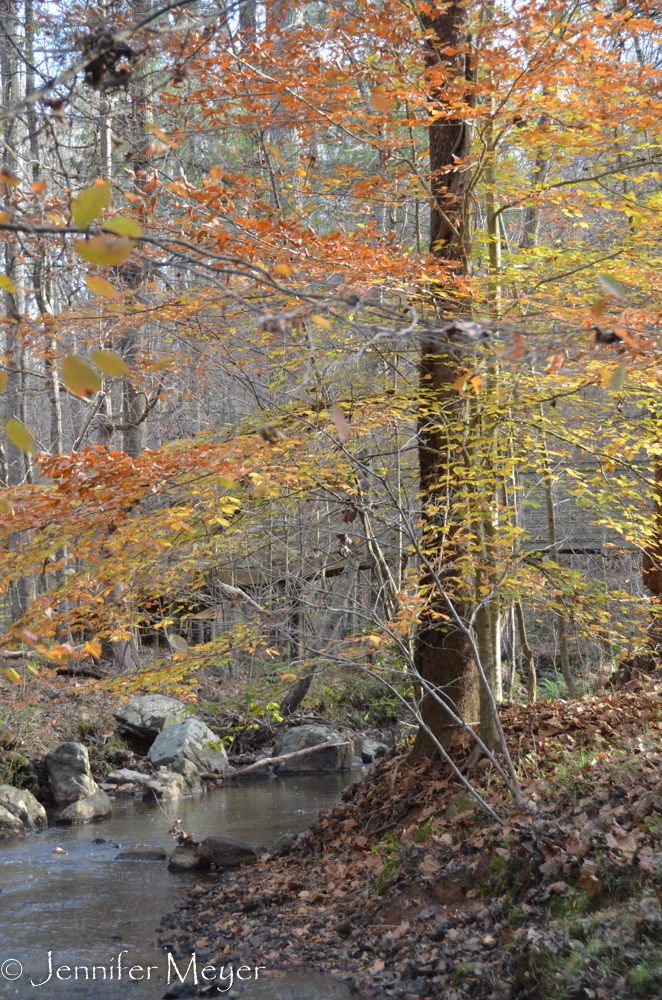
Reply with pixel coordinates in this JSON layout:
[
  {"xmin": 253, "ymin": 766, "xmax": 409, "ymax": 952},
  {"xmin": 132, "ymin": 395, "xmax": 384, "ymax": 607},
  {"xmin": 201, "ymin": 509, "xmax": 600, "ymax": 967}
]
[{"xmin": 200, "ymin": 739, "xmax": 353, "ymax": 780}]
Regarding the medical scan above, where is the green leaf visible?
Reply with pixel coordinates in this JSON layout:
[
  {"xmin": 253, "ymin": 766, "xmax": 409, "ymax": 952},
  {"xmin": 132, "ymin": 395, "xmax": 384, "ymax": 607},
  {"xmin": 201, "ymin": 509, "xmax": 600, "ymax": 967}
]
[
  {"xmin": 0, "ymin": 274, "xmax": 16, "ymax": 295},
  {"xmin": 144, "ymin": 357, "xmax": 175, "ymax": 371},
  {"xmin": 71, "ymin": 180, "xmax": 112, "ymax": 227},
  {"xmin": 103, "ymin": 217, "xmax": 143, "ymax": 238},
  {"xmin": 0, "ymin": 497, "xmax": 12, "ymax": 513},
  {"xmin": 609, "ymin": 364, "xmax": 627, "ymax": 391},
  {"xmin": 74, "ymin": 237, "xmax": 135, "ymax": 267},
  {"xmin": 62, "ymin": 355, "xmax": 102, "ymax": 398},
  {"xmin": 91, "ymin": 349, "xmax": 129, "ymax": 377},
  {"xmin": 598, "ymin": 273, "xmax": 626, "ymax": 300},
  {"xmin": 5, "ymin": 418, "xmax": 35, "ymax": 453}
]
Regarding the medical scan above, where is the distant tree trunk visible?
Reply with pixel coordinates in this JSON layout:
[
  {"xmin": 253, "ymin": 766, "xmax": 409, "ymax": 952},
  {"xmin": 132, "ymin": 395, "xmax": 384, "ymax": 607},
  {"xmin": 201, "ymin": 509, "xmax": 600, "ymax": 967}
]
[
  {"xmin": 541, "ymin": 426, "xmax": 578, "ymax": 697},
  {"xmin": 280, "ymin": 556, "xmax": 359, "ymax": 715},
  {"xmin": 412, "ymin": 2, "xmax": 480, "ymax": 758},
  {"xmin": 643, "ymin": 448, "xmax": 662, "ymax": 647}
]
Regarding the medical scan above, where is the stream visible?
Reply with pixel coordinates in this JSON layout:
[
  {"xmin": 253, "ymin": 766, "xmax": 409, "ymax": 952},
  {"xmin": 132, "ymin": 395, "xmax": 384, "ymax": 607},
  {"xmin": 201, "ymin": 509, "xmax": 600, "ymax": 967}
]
[{"xmin": 0, "ymin": 771, "xmax": 363, "ymax": 1000}]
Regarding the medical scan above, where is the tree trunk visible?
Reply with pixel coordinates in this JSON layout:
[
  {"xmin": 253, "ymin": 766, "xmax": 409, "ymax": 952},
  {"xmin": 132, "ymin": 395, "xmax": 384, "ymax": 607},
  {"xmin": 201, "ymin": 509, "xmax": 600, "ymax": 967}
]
[
  {"xmin": 412, "ymin": 2, "xmax": 480, "ymax": 758},
  {"xmin": 280, "ymin": 556, "xmax": 360, "ymax": 715}
]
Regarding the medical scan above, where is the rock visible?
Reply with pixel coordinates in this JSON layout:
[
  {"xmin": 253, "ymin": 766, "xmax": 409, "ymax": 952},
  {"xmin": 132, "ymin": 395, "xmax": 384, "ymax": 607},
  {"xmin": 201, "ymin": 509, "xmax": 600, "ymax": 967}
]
[
  {"xmin": 272, "ymin": 725, "xmax": 352, "ymax": 773},
  {"xmin": 0, "ymin": 784, "xmax": 47, "ymax": 834},
  {"xmin": 115, "ymin": 694, "xmax": 189, "ymax": 740},
  {"xmin": 196, "ymin": 834, "xmax": 265, "ymax": 868},
  {"xmin": 147, "ymin": 718, "xmax": 229, "ymax": 774},
  {"xmin": 361, "ymin": 739, "xmax": 389, "ymax": 763},
  {"xmin": 168, "ymin": 845, "xmax": 203, "ymax": 872},
  {"xmin": 143, "ymin": 760, "xmax": 201, "ymax": 801},
  {"xmin": 45, "ymin": 742, "xmax": 98, "ymax": 806},
  {"xmin": 269, "ymin": 831, "xmax": 299, "ymax": 857},
  {"xmin": 56, "ymin": 788, "xmax": 112, "ymax": 824},
  {"xmin": 116, "ymin": 844, "xmax": 169, "ymax": 861},
  {"xmin": 106, "ymin": 768, "xmax": 151, "ymax": 785},
  {"xmin": 405, "ymin": 978, "xmax": 429, "ymax": 997}
]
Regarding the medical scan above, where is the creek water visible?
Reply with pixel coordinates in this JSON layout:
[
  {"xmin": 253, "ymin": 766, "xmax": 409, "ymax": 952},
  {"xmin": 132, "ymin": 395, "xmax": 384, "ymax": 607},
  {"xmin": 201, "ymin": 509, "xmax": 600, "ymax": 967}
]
[{"xmin": 0, "ymin": 771, "xmax": 363, "ymax": 1000}]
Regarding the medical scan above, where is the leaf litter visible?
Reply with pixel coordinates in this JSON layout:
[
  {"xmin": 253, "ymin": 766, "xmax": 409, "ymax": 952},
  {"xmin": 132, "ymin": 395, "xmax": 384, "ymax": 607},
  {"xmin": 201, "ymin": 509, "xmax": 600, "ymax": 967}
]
[{"xmin": 158, "ymin": 685, "xmax": 662, "ymax": 999}]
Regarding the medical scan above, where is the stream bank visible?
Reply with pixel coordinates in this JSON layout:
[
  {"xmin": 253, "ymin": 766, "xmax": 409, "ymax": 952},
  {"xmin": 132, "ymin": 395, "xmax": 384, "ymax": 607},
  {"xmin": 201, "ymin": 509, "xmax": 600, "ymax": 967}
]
[
  {"xmin": 162, "ymin": 689, "xmax": 662, "ymax": 1000},
  {"xmin": 0, "ymin": 771, "xmax": 361, "ymax": 1000}
]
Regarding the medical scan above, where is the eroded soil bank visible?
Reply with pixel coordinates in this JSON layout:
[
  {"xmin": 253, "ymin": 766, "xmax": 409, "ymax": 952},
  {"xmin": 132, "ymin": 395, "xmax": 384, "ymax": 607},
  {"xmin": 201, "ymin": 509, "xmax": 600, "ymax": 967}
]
[{"xmin": 160, "ymin": 689, "xmax": 662, "ymax": 1000}]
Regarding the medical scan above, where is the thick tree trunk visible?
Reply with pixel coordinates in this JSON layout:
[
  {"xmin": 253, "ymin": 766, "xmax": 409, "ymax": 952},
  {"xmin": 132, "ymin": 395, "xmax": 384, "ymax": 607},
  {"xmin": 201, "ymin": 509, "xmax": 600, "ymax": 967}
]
[{"xmin": 412, "ymin": 2, "xmax": 480, "ymax": 758}]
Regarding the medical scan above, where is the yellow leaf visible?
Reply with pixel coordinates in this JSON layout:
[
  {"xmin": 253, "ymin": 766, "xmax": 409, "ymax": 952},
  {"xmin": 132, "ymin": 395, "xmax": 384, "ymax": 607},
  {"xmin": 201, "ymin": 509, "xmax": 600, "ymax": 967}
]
[
  {"xmin": 0, "ymin": 496, "xmax": 12, "ymax": 513},
  {"xmin": 312, "ymin": 314, "xmax": 331, "ymax": 329},
  {"xmin": 591, "ymin": 297, "xmax": 607, "ymax": 320},
  {"xmin": 0, "ymin": 212, "xmax": 10, "ymax": 224},
  {"xmin": 62, "ymin": 355, "xmax": 102, "ymax": 399},
  {"xmin": 0, "ymin": 170, "xmax": 20, "ymax": 186},
  {"xmin": 74, "ymin": 237, "xmax": 135, "ymax": 267},
  {"xmin": 5, "ymin": 418, "xmax": 35, "ymax": 453},
  {"xmin": 71, "ymin": 179, "xmax": 112, "ymax": 227},
  {"xmin": 143, "ymin": 123, "xmax": 169, "ymax": 142},
  {"xmin": 2, "ymin": 667, "xmax": 21, "ymax": 683},
  {"xmin": 272, "ymin": 263, "xmax": 294, "ymax": 277},
  {"xmin": 26, "ymin": 664, "xmax": 39, "ymax": 675},
  {"xmin": 91, "ymin": 349, "xmax": 129, "ymax": 377},
  {"xmin": 83, "ymin": 640, "xmax": 102, "ymax": 658},
  {"xmin": 104, "ymin": 216, "xmax": 143, "ymax": 238},
  {"xmin": 264, "ymin": 142, "xmax": 286, "ymax": 166},
  {"xmin": 371, "ymin": 86, "xmax": 393, "ymax": 114},
  {"xmin": 85, "ymin": 274, "xmax": 118, "ymax": 299},
  {"xmin": 0, "ymin": 274, "xmax": 16, "ymax": 294},
  {"xmin": 0, "ymin": 371, "xmax": 7, "ymax": 393},
  {"xmin": 144, "ymin": 357, "xmax": 175, "ymax": 371},
  {"xmin": 45, "ymin": 213, "xmax": 66, "ymax": 226}
]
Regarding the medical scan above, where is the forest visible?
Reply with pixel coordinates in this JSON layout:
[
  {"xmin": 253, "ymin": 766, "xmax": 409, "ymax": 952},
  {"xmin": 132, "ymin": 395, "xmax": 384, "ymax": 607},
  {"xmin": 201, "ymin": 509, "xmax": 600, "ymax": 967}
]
[{"xmin": 0, "ymin": 0, "xmax": 662, "ymax": 998}]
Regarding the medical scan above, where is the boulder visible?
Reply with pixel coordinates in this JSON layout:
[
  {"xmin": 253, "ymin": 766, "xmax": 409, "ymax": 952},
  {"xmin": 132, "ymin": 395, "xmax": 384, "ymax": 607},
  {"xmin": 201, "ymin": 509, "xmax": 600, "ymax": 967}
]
[
  {"xmin": 168, "ymin": 845, "xmax": 203, "ymax": 872},
  {"xmin": 196, "ymin": 834, "xmax": 266, "ymax": 868},
  {"xmin": 114, "ymin": 694, "xmax": 189, "ymax": 740},
  {"xmin": 45, "ymin": 742, "xmax": 97, "ymax": 806},
  {"xmin": 116, "ymin": 844, "xmax": 169, "ymax": 861},
  {"xmin": 147, "ymin": 718, "xmax": 229, "ymax": 774},
  {"xmin": 269, "ymin": 831, "xmax": 300, "ymax": 857},
  {"xmin": 361, "ymin": 739, "xmax": 389, "ymax": 764},
  {"xmin": 0, "ymin": 784, "xmax": 47, "ymax": 834},
  {"xmin": 56, "ymin": 788, "xmax": 112, "ymax": 824},
  {"xmin": 106, "ymin": 768, "xmax": 151, "ymax": 785},
  {"xmin": 143, "ymin": 760, "xmax": 201, "ymax": 801},
  {"xmin": 272, "ymin": 725, "xmax": 352, "ymax": 773}
]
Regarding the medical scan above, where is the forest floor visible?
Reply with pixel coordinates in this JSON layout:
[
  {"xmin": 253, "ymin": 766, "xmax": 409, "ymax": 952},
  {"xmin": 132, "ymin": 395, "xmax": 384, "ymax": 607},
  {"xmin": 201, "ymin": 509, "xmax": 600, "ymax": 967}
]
[{"xmin": 156, "ymin": 678, "xmax": 662, "ymax": 1000}]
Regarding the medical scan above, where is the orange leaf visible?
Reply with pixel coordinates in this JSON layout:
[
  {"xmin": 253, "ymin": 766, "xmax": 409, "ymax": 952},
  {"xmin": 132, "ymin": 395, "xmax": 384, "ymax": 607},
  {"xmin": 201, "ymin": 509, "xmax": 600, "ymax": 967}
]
[
  {"xmin": 330, "ymin": 403, "xmax": 350, "ymax": 443},
  {"xmin": 83, "ymin": 640, "xmax": 102, "ymax": 658},
  {"xmin": 30, "ymin": 180, "xmax": 48, "ymax": 194}
]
